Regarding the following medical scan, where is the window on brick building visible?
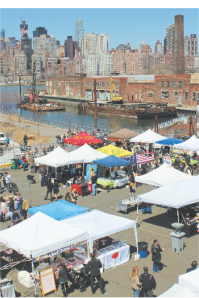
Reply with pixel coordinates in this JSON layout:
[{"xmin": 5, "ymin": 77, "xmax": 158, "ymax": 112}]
[
  {"xmin": 193, "ymin": 92, "xmax": 196, "ymax": 100},
  {"xmin": 89, "ymin": 82, "xmax": 91, "ymax": 87},
  {"xmin": 70, "ymin": 82, "xmax": 73, "ymax": 87},
  {"xmin": 185, "ymin": 92, "xmax": 188, "ymax": 100},
  {"xmin": 65, "ymin": 81, "xmax": 68, "ymax": 86},
  {"xmin": 75, "ymin": 82, "xmax": 77, "ymax": 87},
  {"xmin": 175, "ymin": 92, "xmax": 178, "ymax": 99},
  {"xmin": 162, "ymin": 91, "xmax": 169, "ymax": 99},
  {"xmin": 148, "ymin": 93, "xmax": 153, "ymax": 97},
  {"xmin": 85, "ymin": 82, "xmax": 87, "ymax": 87},
  {"xmin": 99, "ymin": 82, "xmax": 102, "ymax": 87},
  {"xmin": 179, "ymin": 81, "xmax": 182, "ymax": 87},
  {"xmin": 161, "ymin": 81, "xmax": 164, "ymax": 87},
  {"xmin": 115, "ymin": 82, "xmax": 118, "ymax": 88},
  {"xmin": 102, "ymin": 82, "xmax": 104, "ymax": 87},
  {"xmin": 173, "ymin": 81, "xmax": 176, "ymax": 87},
  {"xmin": 167, "ymin": 81, "xmax": 170, "ymax": 87},
  {"xmin": 78, "ymin": 82, "xmax": 80, "ymax": 87},
  {"xmin": 106, "ymin": 81, "xmax": 109, "ymax": 87}
]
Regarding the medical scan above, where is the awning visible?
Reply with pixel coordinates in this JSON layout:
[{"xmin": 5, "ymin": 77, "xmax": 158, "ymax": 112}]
[
  {"xmin": 108, "ymin": 128, "xmax": 139, "ymax": 141},
  {"xmin": 156, "ymin": 137, "xmax": 183, "ymax": 146},
  {"xmin": 64, "ymin": 132, "xmax": 103, "ymax": 146},
  {"xmin": 93, "ymin": 154, "xmax": 132, "ymax": 167},
  {"xmin": 97, "ymin": 144, "xmax": 133, "ymax": 157},
  {"xmin": 174, "ymin": 135, "xmax": 199, "ymax": 151},
  {"xmin": 130, "ymin": 129, "xmax": 166, "ymax": 143}
]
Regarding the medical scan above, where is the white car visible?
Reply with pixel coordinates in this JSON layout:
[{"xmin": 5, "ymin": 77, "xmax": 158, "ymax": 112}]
[{"xmin": 0, "ymin": 132, "xmax": 6, "ymax": 145}]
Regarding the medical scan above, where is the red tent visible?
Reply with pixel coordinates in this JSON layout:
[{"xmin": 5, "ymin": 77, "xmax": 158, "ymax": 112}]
[{"xmin": 64, "ymin": 132, "xmax": 104, "ymax": 146}]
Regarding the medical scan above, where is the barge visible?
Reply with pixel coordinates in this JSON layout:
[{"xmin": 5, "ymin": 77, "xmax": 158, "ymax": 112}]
[{"xmin": 77, "ymin": 102, "xmax": 177, "ymax": 119}]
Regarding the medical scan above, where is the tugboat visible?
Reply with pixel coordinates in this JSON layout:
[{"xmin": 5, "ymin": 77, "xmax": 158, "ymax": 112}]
[{"xmin": 17, "ymin": 63, "xmax": 65, "ymax": 112}]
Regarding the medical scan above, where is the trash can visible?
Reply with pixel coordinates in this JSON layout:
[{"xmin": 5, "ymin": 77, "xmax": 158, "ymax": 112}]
[
  {"xmin": 11, "ymin": 159, "xmax": 19, "ymax": 170},
  {"xmin": 138, "ymin": 242, "xmax": 148, "ymax": 258}
]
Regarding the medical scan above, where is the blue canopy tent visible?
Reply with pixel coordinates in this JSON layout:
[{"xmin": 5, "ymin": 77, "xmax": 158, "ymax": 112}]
[
  {"xmin": 28, "ymin": 200, "xmax": 89, "ymax": 221},
  {"xmin": 92, "ymin": 154, "xmax": 132, "ymax": 167},
  {"xmin": 156, "ymin": 138, "xmax": 183, "ymax": 146}
]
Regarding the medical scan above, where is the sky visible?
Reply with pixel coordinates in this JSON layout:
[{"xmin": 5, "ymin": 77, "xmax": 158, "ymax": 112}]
[{"xmin": 0, "ymin": 7, "xmax": 198, "ymax": 51}]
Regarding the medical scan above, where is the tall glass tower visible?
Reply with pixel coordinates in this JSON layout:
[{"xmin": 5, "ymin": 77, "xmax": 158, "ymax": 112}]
[
  {"xmin": 75, "ymin": 19, "xmax": 84, "ymax": 47},
  {"xmin": 1, "ymin": 28, "xmax": 5, "ymax": 38}
]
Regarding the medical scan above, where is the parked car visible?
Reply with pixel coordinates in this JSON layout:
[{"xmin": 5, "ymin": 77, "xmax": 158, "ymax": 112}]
[{"xmin": 0, "ymin": 132, "xmax": 6, "ymax": 145}]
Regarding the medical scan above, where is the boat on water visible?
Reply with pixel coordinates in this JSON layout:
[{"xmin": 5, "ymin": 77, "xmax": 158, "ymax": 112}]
[
  {"xmin": 17, "ymin": 89, "xmax": 65, "ymax": 112},
  {"xmin": 77, "ymin": 101, "xmax": 177, "ymax": 119}
]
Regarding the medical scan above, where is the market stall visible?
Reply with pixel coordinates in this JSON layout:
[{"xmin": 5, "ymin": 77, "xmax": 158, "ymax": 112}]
[
  {"xmin": 130, "ymin": 129, "xmax": 166, "ymax": 143},
  {"xmin": 0, "ymin": 212, "xmax": 88, "ymax": 296},
  {"xmin": 108, "ymin": 128, "xmax": 139, "ymax": 142},
  {"xmin": 97, "ymin": 144, "xmax": 134, "ymax": 158},
  {"xmin": 93, "ymin": 155, "xmax": 132, "ymax": 189},
  {"xmin": 28, "ymin": 200, "xmax": 89, "ymax": 220},
  {"xmin": 159, "ymin": 283, "xmax": 198, "ymax": 297},
  {"xmin": 174, "ymin": 135, "xmax": 199, "ymax": 152},
  {"xmin": 178, "ymin": 268, "xmax": 199, "ymax": 294},
  {"xmin": 156, "ymin": 137, "xmax": 183, "ymax": 146},
  {"xmin": 64, "ymin": 131, "xmax": 103, "ymax": 146},
  {"xmin": 135, "ymin": 163, "xmax": 191, "ymax": 187},
  {"xmin": 61, "ymin": 210, "xmax": 138, "ymax": 270},
  {"xmin": 138, "ymin": 176, "xmax": 199, "ymax": 224}
]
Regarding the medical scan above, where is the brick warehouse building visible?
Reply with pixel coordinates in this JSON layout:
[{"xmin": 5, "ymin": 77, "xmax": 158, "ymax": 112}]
[{"xmin": 45, "ymin": 73, "xmax": 199, "ymax": 106}]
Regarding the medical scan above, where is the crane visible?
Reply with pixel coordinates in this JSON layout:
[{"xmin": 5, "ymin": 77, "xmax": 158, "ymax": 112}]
[{"xmin": 110, "ymin": 75, "xmax": 123, "ymax": 104}]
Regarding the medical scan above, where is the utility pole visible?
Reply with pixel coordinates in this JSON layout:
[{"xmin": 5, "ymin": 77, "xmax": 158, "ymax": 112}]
[
  {"xmin": 155, "ymin": 115, "xmax": 158, "ymax": 133},
  {"xmin": 19, "ymin": 75, "xmax": 22, "ymax": 125},
  {"xmin": 94, "ymin": 79, "xmax": 97, "ymax": 128}
]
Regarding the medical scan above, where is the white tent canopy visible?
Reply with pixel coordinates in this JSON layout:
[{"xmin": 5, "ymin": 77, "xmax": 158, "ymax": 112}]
[
  {"xmin": 130, "ymin": 129, "xmax": 166, "ymax": 143},
  {"xmin": 67, "ymin": 144, "xmax": 108, "ymax": 163},
  {"xmin": 178, "ymin": 175, "xmax": 199, "ymax": 191},
  {"xmin": 174, "ymin": 135, "xmax": 199, "ymax": 151},
  {"xmin": 61, "ymin": 209, "xmax": 138, "ymax": 253},
  {"xmin": 159, "ymin": 283, "xmax": 198, "ymax": 297},
  {"xmin": 178, "ymin": 268, "xmax": 199, "ymax": 294},
  {"xmin": 0, "ymin": 212, "xmax": 88, "ymax": 258},
  {"xmin": 135, "ymin": 163, "xmax": 191, "ymax": 187},
  {"xmin": 35, "ymin": 146, "xmax": 78, "ymax": 167},
  {"xmin": 138, "ymin": 179, "xmax": 199, "ymax": 209}
]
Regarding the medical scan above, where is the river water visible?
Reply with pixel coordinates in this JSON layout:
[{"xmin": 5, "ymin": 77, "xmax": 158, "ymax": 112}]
[{"xmin": 0, "ymin": 85, "xmax": 175, "ymax": 133}]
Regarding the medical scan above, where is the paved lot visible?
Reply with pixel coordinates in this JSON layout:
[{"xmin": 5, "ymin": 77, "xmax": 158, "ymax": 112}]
[
  {"xmin": 0, "ymin": 115, "xmax": 198, "ymax": 297},
  {"xmin": 0, "ymin": 167, "xmax": 198, "ymax": 297}
]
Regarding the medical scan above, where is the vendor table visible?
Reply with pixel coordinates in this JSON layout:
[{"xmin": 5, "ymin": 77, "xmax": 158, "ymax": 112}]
[
  {"xmin": 71, "ymin": 182, "xmax": 92, "ymax": 195},
  {"xmin": 116, "ymin": 197, "xmax": 141, "ymax": 213},
  {"xmin": 182, "ymin": 222, "xmax": 197, "ymax": 237},
  {"xmin": 96, "ymin": 243, "xmax": 130, "ymax": 270},
  {"xmin": 97, "ymin": 177, "xmax": 128, "ymax": 189},
  {"xmin": 0, "ymin": 283, "xmax": 16, "ymax": 297}
]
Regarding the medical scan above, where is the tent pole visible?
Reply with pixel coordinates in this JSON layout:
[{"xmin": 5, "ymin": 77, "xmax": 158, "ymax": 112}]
[
  {"xmin": 31, "ymin": 258, "xmax": 38, "ymax": 297},
  {"xmin": 177, "ymin": 209, "xmax": 179, "ymax": 223}
]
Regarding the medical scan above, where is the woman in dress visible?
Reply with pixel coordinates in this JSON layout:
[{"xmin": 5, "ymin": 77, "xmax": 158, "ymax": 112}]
[{"xmin": 129, "ymin": 266, "xmax": 142, "ymax": 297}]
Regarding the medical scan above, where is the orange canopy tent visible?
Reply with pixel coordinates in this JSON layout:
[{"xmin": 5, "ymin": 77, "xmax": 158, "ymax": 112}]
[{"xmin": 64, "ymin": 131, "xmax": 104, "ymax": 146}]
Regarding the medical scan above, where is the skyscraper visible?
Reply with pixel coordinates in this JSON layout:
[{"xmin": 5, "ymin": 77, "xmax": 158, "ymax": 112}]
[
  {"xmin": 1, "ymin": 28, "xmax": 5, "ymax": 38},
  {"xmin": 173, "ymin": 14, "xmax": 184, "ymax": 75},
  {"xmin": 33, "ymin": 27, "xmax": 47, "ymax": 37},
  {"xmin": 64, "ymin": 36, "xmax": 78, "ymax": 60},
  {"xmin": 75, "ymin": 19, "xmax": 84, "ymax": 47},
  {"xmin": 20, "ymin": 21, "xmax": 32, "ymax": 70}
]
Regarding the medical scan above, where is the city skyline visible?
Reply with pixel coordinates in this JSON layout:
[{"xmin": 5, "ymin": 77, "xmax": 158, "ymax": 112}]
[{"xmin": 1, "ymin": 8, "xmax": 198, "ymax": 51}]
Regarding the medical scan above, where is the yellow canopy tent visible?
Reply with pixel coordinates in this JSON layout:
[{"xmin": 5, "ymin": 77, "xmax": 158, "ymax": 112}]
[{"xmin": 97, "ymin": 144, "xmax": 133, "ymax": 158}]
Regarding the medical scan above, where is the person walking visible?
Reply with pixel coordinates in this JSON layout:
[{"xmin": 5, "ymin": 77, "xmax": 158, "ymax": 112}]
[
  {"xmin": 81, "ymin": 176, "xmax": 87, "ymax": 197},
  {"xmin": 129, "ymin": 174, "xmax": 135, "ymax": 194},
  {"xmin": 39, "ymin": 165, "xmax": 46, "ymax": 187},
  {"xmin": 58, "ymin": 262, "xmax": 69, "ymax": 297},
  {"xmin": 151, "ymin": 239, "xmax": 165, "ymax": 273},
  {"xmin": 130, "ymin": 266, "xmax": 142, "ymax": 297},
  {"xmin": 8, "ymin": 196, "xmax": 14, "ymax": 223},
  {"xmin": 23, "ymin": 134, "xmax": 28, "ymax": 146},
  {"xmin": 91, "ymin": 171, "xmax": 98, "ymax": 196},
  {"xmin": 29, "ymin": 154, "xmax": 35, "ymax": 173},
  {"xmin": 5, "ymin": 172, "xmax": 11, "ymax": 193},
  {"xmin": 85, "ymin": 253, "xmax": 106, "ymax": 295},
  {"xmin": 22, "ymin": 154, "xmax": 27, "ymax": 172},
  {"xmin": 16, "ymin": 192, "xmax": 23, "ymax": 216},
  {"xmin": 45, "ymin": 178, "xmax": 53, "ymax": 201},
  {"xmin": 53, "ymin": 178, "xmax": 59, "ymax": 201},
  {"xmin": 139, "ymin": 266, "xmax": 156, "ymax": 297}
]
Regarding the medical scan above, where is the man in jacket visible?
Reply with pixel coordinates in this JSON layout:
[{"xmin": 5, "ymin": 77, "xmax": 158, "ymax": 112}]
[
  {"xmin": 23, "ymin": 134, "xmax": 28, "ymax": 146},
  {"xmin": 45, "ymin": 178, "xmax": 53, "ymax": 201},
  {"xmin": 91, "ymin": 172, "xmax": 98, "ymax": 196},
  {"xmin": 85, "ymin": 253, "xmax": 106, "ymax": 295},
  {"xmin": 29, "ymin": 154, "xmax": 35, "ymax": 173},
  {"xmin": 151, "ymin": 239, "xmax": 165, "ymax": 273},
  {"xmin": 139, "ymin": 267, "xmax": 156, "ymax": 297}
]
